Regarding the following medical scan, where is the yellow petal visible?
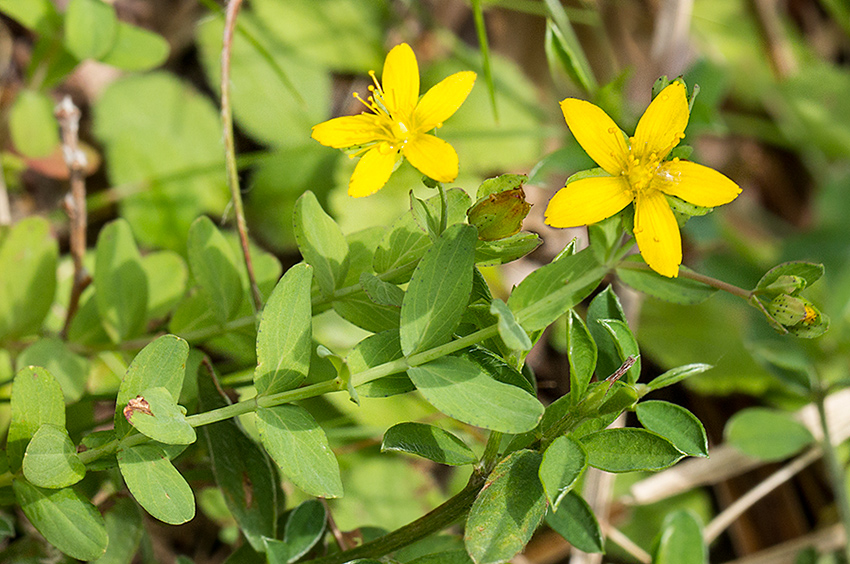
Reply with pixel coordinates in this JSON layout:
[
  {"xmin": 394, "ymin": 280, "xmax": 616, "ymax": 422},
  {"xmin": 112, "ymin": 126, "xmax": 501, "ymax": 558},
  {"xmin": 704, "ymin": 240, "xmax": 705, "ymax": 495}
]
[
  {"xmin": 633, "ymin": 191, "xmax": 681, "ymax": 278},
  {"xmin": 544, "ymin": 175, "xmax": 632, "ymax": 228},
  {"xmin": 632, "ymin": 82, "xmax": 689, "ymax": 162},
  {"xmin": 312, "ymin": 114, "xmax": 385, "ymax": 148},
  {"xmin": 382, "ymin": 43, "xmax": 419, "ymax": 116},
  {"xmin": 349, "ymin": 146, "xmax": 398, "ymax": 197},
  {"xmin": 653, "ymin": 160, "xmax": 742, "ymax": 207},
  {"xmin": 559, "ymin": 98, "xmax": 629, "ymax": 176},
  {"xmin": 413, "ymin": 71, "xmax": 477, "ymax": 131},
  {"xmin": 402, "ymin": 134, "xmax": 458, "ymax": 182}
]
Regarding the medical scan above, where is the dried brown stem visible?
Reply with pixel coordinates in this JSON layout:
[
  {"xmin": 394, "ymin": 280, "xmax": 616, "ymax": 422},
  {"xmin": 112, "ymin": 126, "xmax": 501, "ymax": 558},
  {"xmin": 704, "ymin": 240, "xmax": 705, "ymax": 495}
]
[
  {"xmin": 56, "ymin": 96, "xmax": 91, "ymax": 338},
  {"xmin": 221, "ymin": 0, "xmax": 263, "ymax": 312}
]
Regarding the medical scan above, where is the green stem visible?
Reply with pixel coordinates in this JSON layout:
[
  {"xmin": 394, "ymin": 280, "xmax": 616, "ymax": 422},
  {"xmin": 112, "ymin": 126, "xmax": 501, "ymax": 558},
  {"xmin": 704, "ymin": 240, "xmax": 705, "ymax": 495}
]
[
  {"xmin": 617, "ymin": 259, "xmax": 752, "ymax": 300},
  {"xmin": 302, "ymin": 475, "xmax": 486, "ymax": 564},
  {"xmin": 479, "ymin": 431, "xmax": 503, "ymax": 474},
  {"xmin": 221, "ymin": 0, "xmax": 263, "ymax": 312},
  {"xmin": 815, "ymin": 389, "xmax": 850, "ymax": 564}
]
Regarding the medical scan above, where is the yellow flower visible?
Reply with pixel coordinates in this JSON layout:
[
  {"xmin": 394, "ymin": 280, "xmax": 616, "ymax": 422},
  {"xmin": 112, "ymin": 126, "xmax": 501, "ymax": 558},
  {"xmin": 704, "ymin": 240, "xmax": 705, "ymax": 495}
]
[
  {"xmin": 544, "ymin": 82, "xmax": 741, "ymax": 277},
  {"xmin": 311, "ymin": 43, "xmax": 476, "ymax": 198}
]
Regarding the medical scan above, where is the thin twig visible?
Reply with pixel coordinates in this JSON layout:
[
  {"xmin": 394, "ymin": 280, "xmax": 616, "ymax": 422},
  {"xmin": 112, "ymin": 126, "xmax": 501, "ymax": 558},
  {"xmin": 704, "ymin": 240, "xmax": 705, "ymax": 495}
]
[
  {"xmin": 602, "ymin": 523, "xmax": 652, "ymax": 564},
  {"xmin": 703, "ymin": 447, "xmax": 821, "ymax": 543},
  {"xmin": 321, "ymin": 498, "xmax": 351, "ymax": 552},
  {"xmin": 0, "ymin": 159, "xmax": 11, "ymax": 225},
  {"xmin": 202, "ymin": 357, "xmax": 231, "ymax": 405},
  {"xmin": 221, "ymin": 0, "xmax": 263, "ymax": 312},
  {"xmin": 56, "ymin": 96, "xmax": 91, "ymax": 338}
]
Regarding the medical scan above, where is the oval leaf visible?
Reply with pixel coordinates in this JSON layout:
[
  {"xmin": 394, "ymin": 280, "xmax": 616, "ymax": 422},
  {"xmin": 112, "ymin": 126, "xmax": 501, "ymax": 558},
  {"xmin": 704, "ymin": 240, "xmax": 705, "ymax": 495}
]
[
  {"xmin": 580, "ymin": 428, "xmax": 685, "ymax": 472},
  {"xmin": 187, "ymin": 216, "xmax": 244, "ymax": 323},
  {"xmin": 465, "ymin": 450, "xmax": 547, "ymax": 564},
  {"xmin": 8, "ymin": 366, "xmax": 65, "ymax": 472},
  {"xmin": 117, "ymin": 443, "xmax": 195, "ymax": 524},
  {"xmin": 63, "ymin": 0, "xmax": 117, "ymax": 59},
  {"xmin": 636, "ymin": 401, "xmax": 708, "ymax": 457},
  {"xmin": 598, "ymin": 318, "xmax": 641, "ymax": 384},
  {"xmin": 539, "ymin": 435, "xmax": 587, "ymax": 510},
  {"xmin": 545, "ymin": 491, "xmax": 604, "ymax": 553},
  {"xmin": 646, "ymin": 363, "xmax": 713, "ymax": 392},
  {"xmin": 294, "ymin": 191, "xmax": 350, "ymax": 297},
  {"xmin": 400, "ymin": 224, "xmax": 477, "ymax": 356},
  {"xmin": 348, "ymin": 330, "xmax": 412, "ymax": 397},
  {"xmin": 408, "ymin": 356, "xmax": 544, "ymax": 433},
  {"xmin": 724, "ymin": 408, "xmax": 814, "ymax": 461},
  {"xmin": 567, "ymin": 309, "xmax": 596, "ymax": 404},
  {"xmin": 126, "ymin": 387, "xmax": 196, "ymax": 445},
  {"xmin": 283, "ymin": 499, "xmax": 327, "ymax": 562},
  {"xmin": 254, "ymin": 264, "xmax": 312, "ymax": 396},
  {"xmin": 95, "ymin": 218, "xmax": 149, "ymax": 343},
  {"xmin": 13, "ymin": 479, "xmax": 108, "ymax": 560},
  {"xmin": 382, "ymin": 422, "xmax": 477, "ymax": 466},
  {"xmin": 23, "ymin": 424, "xmax": 85, "ymax": 489},
  {"xmin": 9, "ymin": 90, "xmax": 59, "ymax": 158},
  {"xmin": 256, "ymin": 405, "xmax": 343, "ymax": 498},
  {"xmin": 114, "ymin": 335, "xmax": 189, "ymax": 438},
  {"xmin": 490, "ymin": 299, "xmax": 532, "ymax": 351},
  {"xmin": 617, "ymin": 256, "xmax": 717, "ymax": 305},
  {"xmin": 99, "ymin": 21, "xmax": 170, "ymax": 71},
  {"xmin": 653, "ymin": 510, "xmax": 707, "ymax": 564}
]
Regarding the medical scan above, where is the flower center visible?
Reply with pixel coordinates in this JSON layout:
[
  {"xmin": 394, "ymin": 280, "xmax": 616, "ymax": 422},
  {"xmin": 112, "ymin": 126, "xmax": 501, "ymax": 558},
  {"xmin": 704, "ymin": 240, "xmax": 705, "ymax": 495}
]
[
  {"xmin": 624, "ymin": 151, "xmax": 662, "ymax": 197},
  {"xmin": 351, "ymin": 71, "xmax": 413, "ymax": 148}
]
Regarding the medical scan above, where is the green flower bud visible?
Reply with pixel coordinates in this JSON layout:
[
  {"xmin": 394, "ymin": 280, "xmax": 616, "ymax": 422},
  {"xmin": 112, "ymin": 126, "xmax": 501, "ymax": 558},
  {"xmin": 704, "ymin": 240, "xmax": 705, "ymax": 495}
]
[
  {"xmin": 767, "ymin": 294, "xmax": 819, "ymax": 326},
  {"xmin": 761, "ymin": 275, "xmax": 807, "ymax": 296},
  {"xmin": 467, "ymin": 187, "xmax": 532, "ymax": 241}
]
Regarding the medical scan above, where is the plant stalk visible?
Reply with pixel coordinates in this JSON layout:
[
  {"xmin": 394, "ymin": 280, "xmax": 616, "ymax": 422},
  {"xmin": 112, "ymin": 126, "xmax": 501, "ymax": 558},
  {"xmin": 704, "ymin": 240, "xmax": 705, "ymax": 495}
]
[{"xmin": 815, "ymin": 390, "xmax": 850, "ymax": 563}]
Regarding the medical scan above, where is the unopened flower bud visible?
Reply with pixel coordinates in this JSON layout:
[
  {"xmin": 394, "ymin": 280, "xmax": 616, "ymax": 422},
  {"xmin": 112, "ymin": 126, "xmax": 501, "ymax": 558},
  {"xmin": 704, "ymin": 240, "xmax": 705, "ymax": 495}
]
[
  {"xmin": 467, "ymin": 187, "xmax": 532, "ymax": 241},
  {"xmin": 767, "ymin": 294, "xmax": 819, "ymax": 326}
]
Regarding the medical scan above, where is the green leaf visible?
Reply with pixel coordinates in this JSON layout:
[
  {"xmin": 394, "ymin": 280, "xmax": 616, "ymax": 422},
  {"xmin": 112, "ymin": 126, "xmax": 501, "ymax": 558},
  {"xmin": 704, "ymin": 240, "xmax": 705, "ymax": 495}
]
[
  {"xmin": 598, "ymin": 319, "xmax": 641, "ymax": 384},
  {"xmin": 187, "ymin": 216, "xmax": 244, "ymax": 323},
  {"xmin": 490, "ymin": 299, "xmax": 532, "ymax": 351},
  {"xmin": 0, "ymin": 0, "xmax": 60, "ymax": 33},
  {"xmin": 256, "ymin": 405, "xmax": 343, "ymax": 498},
  {"xmin": 63, "ymin": 0, "xmax": 118, "ymax": 60},
  {"xmin": 543, "ymin": 0, "xmax": 597, "ymax": 94},
  {"xmin": 283, "ymin": 499, "xmax": 327, "ymax": 562},
  {"xmin": 545, "ymin": 491, "xmax": 604, "ymax": 553},
  {"xmin": 508, "ymin": 248, "xmax": 604, "ymax": 332},
  {"xmin": 0, "ymin": 217, "xmax": 58, "ymax": 340},
  {"xmin": 580, "ymin": 428, "xmax": 685, "ymax": 472},
  {"xmin": 23, "ymin": 424, "xmax": 85, "ymax": 489},
  {"xmin": 126, "ymin": 387, "xmax": 196, "ymax": 445},
  {"xmin": 652, "ymin": 510, "xmax": 707, "ymax": 564},
  {"xmin": 407, "ymin": 356, "xmax": 543, "ymax": 433},
  {"xmin": 333, "ymin": 293, "xmax": 401, "ymax": 333},
  {"xmin": 99, "ymin": 21, "xmax": 170, "ymax": 71},
  {"xmin": 373, "ymin": 189, "xmax": 471, "ymax": 283},
  {"xmin": 360, "ymin": 272, "xmax": 405, "ymax": 307},
  {"xmin": 616, "ymin": 257, "xmax": 717, "ymax": 304},
  {"xmin": 400, "ymin": 224, "xmax": 477, "ymax": 356},
  {"xmin": 198, "ymin": 376, "xmax": 277, "ymax": 553},
  {"xmin": 348, "ymin": 330, "xmax": 413, "ymax": 397},
  {"xmin": 294, "ymin": 191, "xmax": 350, "ymax": 296},
  {"xmin": 461, "ymin": 347, "xmax": 535, "ymax": 395},
  {"xmin": 117, "ymin": 443, "xmax": 195, "ymax": 524},
  {"xmin": 567, "ymin": 310, "xmax": 596, "ymax": 405},
  {"xmin": 756, "ymin": 262, "xmax": 824, "ymax": 293},
  {"xmin": 142, "ymin": 250, "xmax": 189, "ymax": 320},
  {"xmin": 95, "ymin": 219, "xmax": 149, "ymax": 343},
  {"xmin": 94, "ymin": 72, "xmax": 229, "ymax": 251},
  {"xmin": 18, "ymin": 337, "xmax": 88, "ymax": 402},
  {"xmin": 13, "ymin": 479, "xmax": 108, "ymax": 560},
  {"xmin": 474, "ymin": 231, "xmax": 542, "ymax": 267},
  {"xmin": 405, "ymin": 551, "xmax": 473, "ymax": 564},
  {"xmin": 382, "ymin": 422, "xmax": 478, "ymax": 466},
  {"xmin": 114, "ymin": 335, "xmax": 190, "ymax": 438},
  {"xmin": 586, "ymin": 287, "xmax": 626, "ymax": 379},
  {"xmin": 465, "ymin": 450, "xmax": 547, "ymax": 564},
  {"xmin": 636, "ymin": 401, "xmax": 708, "ymax": 458},
  {"xmin": 724, "ymin": 408, "xmax": 814, "ymax": 461},
  {"xmin": 9, "ymin": 90, "xmax": 59, "ymax": 158},
  {"xmin": 254, "ymin": 264, "xmax": 312, "ymax": 396},
  {"xmin": 539, "ymin": 436, "xmax": 587, "ymax": 511},
  {"xmin": 8, "ymin": 366, "xmax": 65, "ymax": 472},
  {"xmin": 92, "ymin": 498, "xmax": 144, "ymax": 564},
  {"xmin": 645, "ymin": 364, "xmax": 713, "ymax": 392}
]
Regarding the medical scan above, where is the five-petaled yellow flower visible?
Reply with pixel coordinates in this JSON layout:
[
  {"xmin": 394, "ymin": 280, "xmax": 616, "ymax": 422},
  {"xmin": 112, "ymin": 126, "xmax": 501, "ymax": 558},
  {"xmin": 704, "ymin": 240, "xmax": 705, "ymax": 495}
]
[
  {"xmin": 544, "ymin": 82, "xmax": 741, "ymax": 277},
  {"xmin": 311, "ymin": 43, "xmax": 476, "ymax": 198}
]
